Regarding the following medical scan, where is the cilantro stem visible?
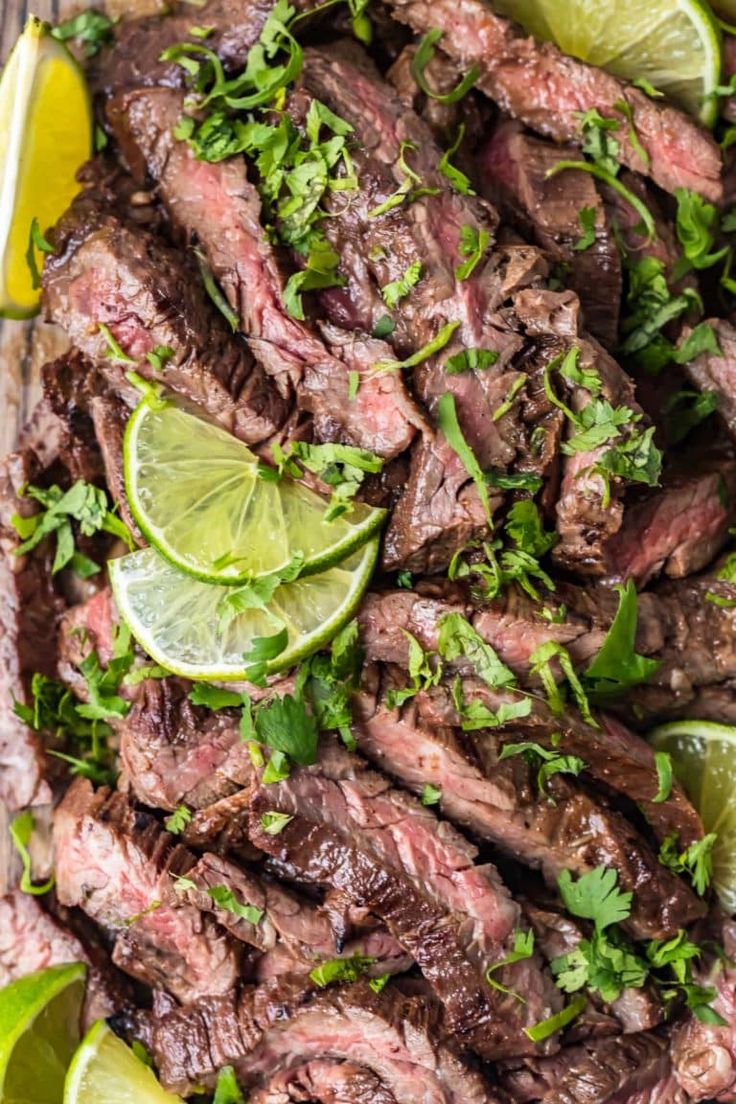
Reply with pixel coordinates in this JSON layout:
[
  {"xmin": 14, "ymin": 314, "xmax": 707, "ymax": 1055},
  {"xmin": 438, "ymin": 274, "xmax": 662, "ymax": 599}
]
[
  {"xmin": 546, "ymin": 162, "xmax": 656, "ymax": 243},
  {"xmin": 411, "ymin": 29, "xmax": 480, "ymax": 104},
  {"xmin": 525, "ymin": 995, "xmax": 586, "ymax": 1042},
  {"xmin": 437, "ymin": 392, "xmax": 493, "ymax": 525}
]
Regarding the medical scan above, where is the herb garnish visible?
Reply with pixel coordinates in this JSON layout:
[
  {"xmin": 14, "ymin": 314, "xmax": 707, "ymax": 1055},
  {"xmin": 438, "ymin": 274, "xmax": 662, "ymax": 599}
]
[
  {"xmin": 25, "ymin": 218, "xmax": 54, "ymax": 290},
  {"xmin": 438, "ymin": 125, "xmax": 475, "ymax": 195},
  {"xmin": 309, "ymin": 954, "xmax": 376, "ymax": 988},
  {"xmin": 658, "ymin": 832, "xmax": 717, "ymax": 896},
  {"xmin": 368, "ymin": 140, "xmax": 440, "ymax": 218},
  {"xmin": 10, "ymin": 811, "xmax": 55, "ymax": 896},
  {"xmin": 573, "ymin": 207, "xmax": 597, "ymax": 252},
  {"xmin": 583, "ymin": 580, "xmax": 660, "ymax": 699},
  {"xmin": 11, "ymin": 479, "xmax": 133, "ymax": 576},
  {"xmin": 499, "ymin": 739, "xmax": 586, "ymax": 800},
  {"xmin": 381, "ymin": 261, "xmax": 423, "ymax": 308},
  {"xmin": 260, "ymin": 811, "xmax": 294, "ymax": 834},
  {"xmin": 208, "ymin": 884, "xmax": 264, "ymax": 925},
  {"xmin": 165, "ymin": 805, "xmax": 193, "ymax": 834},
  {"xmin": 445, "ymin": 348, "xmax": 498, "ymax": 375},
  {"xmin": 51, "ymin": 10, "xmax": 115, "ymax": 56},
  {"xmin": 437, "ymin": 392, "xmax": 494, "ymax": 524},
  {"xmin": 411, "ymin": 29, "xmax": 480, "ymax": 104},
  {"xmin": 486, "ymin": 929, "xmax": 535, "ymax": 1001},
  {"xmin": 455, "ymin": 224, "xmax": 490, "ymax": 281},
  {"xmin": 213, "ymin": 1067, "xmax": 245, "ymax": 1104}
]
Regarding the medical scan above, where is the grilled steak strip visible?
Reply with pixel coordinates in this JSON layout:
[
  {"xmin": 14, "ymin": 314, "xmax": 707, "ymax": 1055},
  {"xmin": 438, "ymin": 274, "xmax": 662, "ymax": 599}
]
[
  {"xmin": 671, "ymin": 915, "xmax": 736, "ymax": 1102},
  {"xmin": 245, "ymin": 738, "xmax": 560, "ymax": 1059},
  {"xmin": 382, "ymin": 0, "xmax": 722, "ymax": 200},
  {"xmin": 248, "ymin": 1060, "xmax": 400, "ymax": 1104},
  {"xmin": 54, "ymin": 777, "xmax": 242, "ymax": 1002},
  {"xmin": 106, "ymin": 86, "xmax": 424, "ymax": 460},
  {"xmin": 137, "ymin": 975, "xmax": 499, "ymax": 1101},
  {"xmin": 42, "ymin": 176, "xmax": 288, "ymax": 446},
  {"xmin": 479, "ymin": 120, "xmax": 622, "ymax": 350},
  {"xmin": 354, "ymin": 668, "xmax": 704, "ymax": 940},
  {"xmin": 682, "ymin": 318, "xmax": 736, "ymax": 443},
  {"xmin": 499, "ymin": 1030, "xmax": 685, "ymax": 1103}
]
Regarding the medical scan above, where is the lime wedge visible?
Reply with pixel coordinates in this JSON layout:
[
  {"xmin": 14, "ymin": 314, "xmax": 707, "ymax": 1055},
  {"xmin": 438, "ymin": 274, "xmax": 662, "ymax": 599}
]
[
  {"xmin": 649, "ymin": 720, "xmax": 736, "ymax": 913},
  {"xmin": 64, "ymin": 1021, "xmax": 182, "ymax": 1104},
  {"xmin": 490, "ymin": 0, "xmax": 722, "ymax": 125},
  {"xmin": 0, "ymin": 16, "xmax": 92, "ymax": 319},
  {"xmin": 0, "ymin": 962, "xmax": 85, "ymax": 1104},
  {"xmin": 109, "ymin": 539, "xmax": 378, "ymax": 680},
  {"xmin": 123, "ymin": 398, "xmax": 385, "ymax": 584}
]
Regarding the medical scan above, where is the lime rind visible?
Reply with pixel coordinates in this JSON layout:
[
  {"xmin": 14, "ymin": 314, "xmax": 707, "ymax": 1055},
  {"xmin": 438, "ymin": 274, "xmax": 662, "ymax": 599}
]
[
  {"xmin": 0, "ymin": 963, "xmax": 86, "ymax": 1102},
  {"xmin": 123, "ymin": 399, "xmax": 386, "ymax": 585},
  {"xmin": 109, "ymin": 539, "xmax": 378, "ymax": 681},
  {"xmin": 490, "ymin": 0, "xmax": 722, "ymax": 126},
  {"xmin": 64, "ymin": 1020, "xmax": 182, "ymax": 1104}
]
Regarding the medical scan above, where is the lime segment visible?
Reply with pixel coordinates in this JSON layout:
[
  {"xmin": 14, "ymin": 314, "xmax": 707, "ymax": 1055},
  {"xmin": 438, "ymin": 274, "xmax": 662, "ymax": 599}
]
[
  {"xmin": 64, "ymin": 1021, "xmax": 182, "ymax": 1104},
  {"xmin": 123, "ymin": 399, "xmax": 385, "ymax": 584},
  {"xmin": 490, "ymin": 0, "xmax": 722, "ymax": 125},
  {"xmin": 109, "ymin": 539, "xmax": 378, "ymax": 680},
  {"xmin": 0, "ymin": 962, "xmax": 85, "ymax": 1104},
  {"xmin": 649, "ymin": 720, "xmax": 736, "ymax": 913},
  {"xmin": 0, "ymin": 17, "xmax": 92, "ymax": 319}
]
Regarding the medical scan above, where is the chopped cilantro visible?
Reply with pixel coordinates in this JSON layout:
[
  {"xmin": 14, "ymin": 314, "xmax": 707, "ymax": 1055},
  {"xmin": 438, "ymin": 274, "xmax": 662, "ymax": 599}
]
[
  {"xmin": 10, "ymin": 811, "xmax": 55, "ymax": 896},
  {"xmin": 347, "ymin": 370, "xmax": 360, "ymax": 400},
  {"xmin": 260, "ymin": 811, "xmax": 294, "ymax": 835},
  {"xmin": 437, "ymin": 392, "xmax": 493, "ymax": 525},
  {"xmin": 146, "ymin": 345, "xmax": 175, "ymax": 372},
  {"xmin": 368, "ymin": 140, "xmax": 440, "ymax": 218},
  {"xmin": 164, "ymin": 805, "xmax": 193, "ymax": 834},
  {"xmin": 421, "ymin": 783, "xmax": 442, "ymax": 806},
  {"xmin": 262, "ymin": 748, "xmax": 291, "ymax": 783},
  {"xmin": 208, "ymin": 884, "xmax": 264, "ymax": 925},
  {"xmin": 25, "ymin": 218, "xmax": 54, "ymax": 290},
  {"xmin": 242, "ymin": 626, "xmax": 289, "ymax": 684},
  {"xmin": 663, "ymin": 388, "xmax": 719, "ymax": 444},
  {"xmin": 653, "ymin": 751, "xmax": 673, "ymax": 803},
  {"xmin": 51, "ymin": 9, "xmax": 115, "ymax": 56},
  {"xmin": 455, "ymin": 224, "xmax": 490, "ymax": 282},
  {"xmin": 98, "ymin": 323, "xmax": 135, "ymax": 364},
  {"xmin": 381, "ymin": 261, "xmax": 423, "ymax": 308},
  {"xmin": 378, "ymin": 320, "xmax": 460, "ymax": 372},
  {"xmin": 309, "ymin": 954, "xmax": 375, "ymax": 988},
  {"xmin": 492, "ymin": 375, "xmax": 527, "ymax": 422},
  {"xmin": 445, "ymin": 348, "xmax": 498, "ymax": 374},
  {"xmin": 530, "ymin": 640, "xmax": 597, "ymax": 728},
  {"xmin": 411, "ymin": 29, "xmax": 479, "ymax": 104},
  {"xmin": 189, "ymin": 683, "xmax": 245, "ymax": 710},
  {"xmin": 438, "ymin": 124, "xmax": 475, "ymax": 195},
  {"xmin": 213, "ymin": 1066, "xmax": 245, "ymax": 1104},
  {"xmin": 285, "ymin": 441, "xmax": 384, "ymax": 521},
  {"xmin": 437, "ymin": 612, "xmax": 516, "ymax": 689},
  {"xmin": 546, "ymin": 161, "xmax": 655, "ymax": 242},
  {"xmin": 385, "ymin": 632, "xmax": 442, "ymax": 708},
  {"xmin": 658, "ymin": 832, "xmax": 717, "ymax": 896},
  {"xmin": 255, "ymin": 692, "xmax": 318, "ymax": 765},
  {"xmin": 673, "ymin": 188, "xmax": 729, "ymax": 275},
  {"xmin": 283, "ymin": 240, "xmax": 345, "ymax": 320},
  {"xmin": 499, "ymin": 740, "xmax": 586, "ymax": 799},
  {"xmin": 583, "ymin": 580, "xmax": 660, "ymax": 698},
  {"xmin": 525, "ymin": 995, "xmax": 586, "ymax": 1042},
  {"xmin": 573, "ymin": 206, "xmax": 597, "ymax": 252},
  {"xmin": 578, "ymin": 108, "xmax": 621, "ymax": 176},
  {"xmin": 195, "ymin": 250, "xmax": 240, "ymax": 331},
  {"xmin": 486, "ymin": 929, "xmax": 535, "ymax": 1000},
  {"xmin": 373, "ymin": 314, "xmax": 395, "ymax": 339}
]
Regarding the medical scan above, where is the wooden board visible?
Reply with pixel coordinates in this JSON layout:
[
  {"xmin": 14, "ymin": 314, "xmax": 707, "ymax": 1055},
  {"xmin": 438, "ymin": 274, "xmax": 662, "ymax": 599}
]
[{"xmin": 0, "ymin": 0, "xmax": 162, "ymax": 453}]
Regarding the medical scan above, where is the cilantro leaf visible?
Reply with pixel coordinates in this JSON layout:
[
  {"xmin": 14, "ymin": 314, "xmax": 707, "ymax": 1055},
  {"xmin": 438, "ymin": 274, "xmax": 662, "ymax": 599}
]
[
  {"xmin": 486, "ymin": 929, "xmax": 535, "ymax": 1000},
  {"xmin": 557, "ymin": 866, "xmax": 633, "ymax": 930},
  {"xmin": 584, "ymin": 580, "xmax": 660, "ymax": 698},
  {"xmin": 653, "ymin": 751, "xmax": 674, "ymax": 804},
  {"xmin": 208, "ymin": 884, "xmax": 263, "ymax": 925},
  {"xmin": 309, "ymin": 954, "xmax": 375, "ymax": 988},
  {"xmin": 368, "ymin": 140, "xmax": 440, "ymax": 218},
  {"xmin": 51, "ymin": 9, "xmax": 115, "ymax": 56},
  {"xmin": 658, "ymin": 832, "xmax": 717, "ymax": 896},
  {"xmin": 663, "ymin": 388, "xmax": 719, "ymax": 444},
  {"xmin": 438, "ymin": 124, "xmax": 475, "ymax": 195},
  {"xmin": 445, "ymin": 348, "xmax": 498, "ymax": 375},
  {"xmin": 260, "ymin": 811, "xmax": 294, "ymax": 835},
  {"xmin": 573, "ymin": 206, "xmax": 597, "ymax": 252},
  {"xmin": 164, "ymin": 805, "xmax": 193, "ymax": 834},
  {"xmin": 437, "ymin": 392, "xmax": 493, "ymax": 525},
  {"xmin": 674, "ymin": 188, "xmax": 729, "ymax": 273},
  {"xmin": 411, "ymin": 29, "xmax": 479, "ymax": 104},
  {"xmin": 242, "ymin": 626, "xmax": 288, "ymax": 683},
  {"xmin": 213, "ymin": 1067, "xmax": 245, "ymax": 1104},
  {"xmin": 381, "ymin": 261, "xmax": 423, "ymax": 308},
  {"xmin": 255, "ymin": 692, "xmax": 318, "ymax": 765},
  {"xmin": 189, "ymin": 684, "xmax": 245, "ymax": 710},
  {"xmin": 455, "ymin": 224, "xmax": 490, "ymax": 282},
  {"xmin": 499, "ymin": 740, "xmax": 586, "ymax": 799},
  {"xmin": 437, "ymin": 612, "xmax": 516, "ymax": 689},
  {"xmin": 524, "ymin": 995, "xmax": 586, "ymax": 1042},
  {"xmin": 530, "ymin": 640, "xmax": 597, "ymax": 728},
  {"xmin": 421, "ymin": 783, "xmax": 442, "ymax": 806},
  {"xmin": 10, "ymin": 811, "xmax": 55, "ymax": 896}
]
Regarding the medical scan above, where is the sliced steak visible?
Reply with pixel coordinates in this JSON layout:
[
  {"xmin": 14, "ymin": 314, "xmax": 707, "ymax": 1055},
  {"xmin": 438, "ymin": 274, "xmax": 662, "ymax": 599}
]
[
  {"xmin": 603, "ymin": 457, "xmax": 736, "ymax": 585},
  {"xmin": 354, "ymin": 669, "xmax": 704, "ymax": 939},
  {"xmin": 43, "ymin": 177, "xmax": 287, "ymax": 445},
  {"xmin": 249, "ymin": 1060, "xmax": 400, "ymax": 1104},
  {"xmin": 671, "ymin": 915, "xmax": 736, "ymax": 1102},
  {"xmin": 120, "ymin": 677, "xmax": 255, "ymax": 811},
  {"xmin": 500, "ymin": 1031, "xmax": 685, "ymax": 1103},
  {"xmin": 106, "ymin": 86, "xmax": 423, "ymax": 459},
  {"xmin": 53, "ymin": 777, "xmax": 241, "ymax": 1002},
  {"xmin": 682, "ymin": 318, "xmax": 736, "ymax": 442},
  {"xmin": 480, "ymin": 120, "xmax": 621, "ymax": 349},
  {"xmin": 139, "ymin": 975, "xmax": 499, "ymax": 1101},
  {"xmin": 246, "ymin": 738, "xmax": 560, "ymax": 1059},
  {"xmin": 382, "ymin": 0, "xmax": 722, "ymax": 200}
]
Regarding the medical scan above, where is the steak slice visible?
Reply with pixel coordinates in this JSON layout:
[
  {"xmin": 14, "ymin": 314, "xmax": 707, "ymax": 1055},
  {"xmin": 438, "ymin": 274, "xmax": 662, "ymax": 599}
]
[
  {"xmin": 671, "ymin": 915, "xmax": 736, "ymax": 1102},
  {"xmin": 382, "ymin": 0, "xmax": 722, "ymax": 200},
  {"xmin": 0, "ymin": 890, "xmax": 124, "ymax": 1024},
  {"xmin": 138, "ymin": 975, "xmax": 499, "ymax": 1101},
  {"xmin": 248, "ymin": 1060, "xmax": 400, "ymax": 1104},
  {"xmin": 120, "ymin": 677, "xmax": 256, "ymax": 811},
  {"xmin": 682, "ymin": 318, "xmax": 736, "ymax": 442},
  {"xmin": 480, "ymin": 120, "xmax": 621, "ymax": 349},
  {"xmin": 42, "ymin": 176, "xmax": 287, "ymax": 446},
  {"xmin": 53, "ymin": 777, "xmax": 241, "ymax": 1002},
  {"xmin": 500, "ymin": 1031, "xmax": 685, "ymax": 1103},
  {"xmin": 353, "ymin": 669, "xmax": 704, "ymax": 940},
  {"xmin": 107, "ymin": 86, "xmax": 423, "ymax": 459},
  {"xmin": 246, "ymin": 739, "xmax": 560, "ymax": 1059}
]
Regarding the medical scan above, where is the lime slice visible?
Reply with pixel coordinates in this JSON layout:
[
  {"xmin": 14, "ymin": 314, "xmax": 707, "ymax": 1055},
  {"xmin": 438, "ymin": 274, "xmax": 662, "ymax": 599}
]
[
  {"xmin": 124, "ymin": 398, "xmax": 386, "ymax": 584},
  {"xmin": 490, "ymin": 0, "xmax": 722, "ymax": 126},
  {"xmin": 64, "ymin": 1021, "xmax": 182, "ymax": 1104},
  {"xmin": 649, "ymin": 720, "xmax": 736, "ymax": 913},
  {"xmin": 0, "ymin": 16, "xmax": 92, "ymax": 319},
  {"xmin": 0, "ymin": 962, "xmax": 85, "ymax": 1104},
  {"xmin": 109, "ymin": 539, "xmax": 378, "ymax": 680}
]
